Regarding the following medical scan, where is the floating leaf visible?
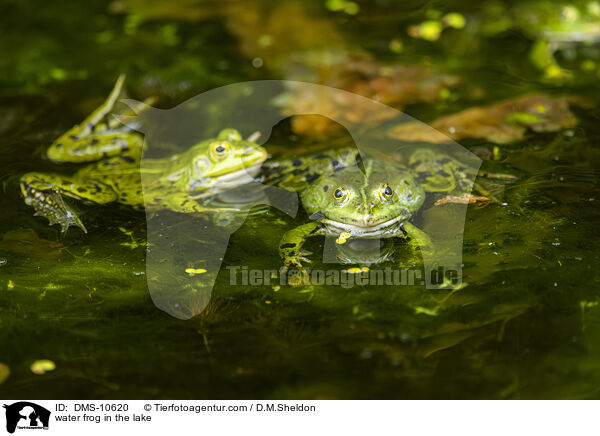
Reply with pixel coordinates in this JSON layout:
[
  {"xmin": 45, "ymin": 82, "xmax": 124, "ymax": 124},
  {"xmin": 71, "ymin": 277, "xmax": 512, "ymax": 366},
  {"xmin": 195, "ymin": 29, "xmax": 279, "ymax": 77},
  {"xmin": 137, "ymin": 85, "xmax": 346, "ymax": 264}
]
[
  {"xmin": 0, "ymin": 363, "xmax": 9, "ymax": 384},
  {"xmin": 30, "ymin": 359, "xmax": 56, "ymax": 375},
  {"xmin": 434, "ymin": 193, "xmax": 490, "ymax": 206}
]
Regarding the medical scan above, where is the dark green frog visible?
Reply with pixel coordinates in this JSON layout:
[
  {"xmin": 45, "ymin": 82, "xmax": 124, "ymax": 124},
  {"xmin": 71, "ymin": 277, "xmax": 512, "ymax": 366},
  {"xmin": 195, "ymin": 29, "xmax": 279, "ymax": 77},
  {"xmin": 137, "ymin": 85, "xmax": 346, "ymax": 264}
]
[{"xmin": 266, "ymin": 147, "xmax": 508, "ymax": 270}]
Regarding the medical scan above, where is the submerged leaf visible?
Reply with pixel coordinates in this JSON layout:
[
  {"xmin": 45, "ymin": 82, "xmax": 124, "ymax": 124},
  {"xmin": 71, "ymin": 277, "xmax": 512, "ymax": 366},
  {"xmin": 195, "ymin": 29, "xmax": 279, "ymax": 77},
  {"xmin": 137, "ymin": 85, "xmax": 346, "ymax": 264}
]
[
  {"xmin": 389, "ymin": 94, "xmax": 594, "ymax": 144},
  {"xmin": 283, "ymin": 53, "xmax": 461, "ymax": 139},
  {"xmin": 0, "ymin": 228, "xmax": 64, "ymax": 260}
]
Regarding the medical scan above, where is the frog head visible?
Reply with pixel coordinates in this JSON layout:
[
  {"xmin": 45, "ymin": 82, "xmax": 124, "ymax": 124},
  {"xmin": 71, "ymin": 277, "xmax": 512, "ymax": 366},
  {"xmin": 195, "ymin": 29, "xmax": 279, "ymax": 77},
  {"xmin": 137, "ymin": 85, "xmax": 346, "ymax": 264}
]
[
  {"xmin": 301, "ymin": 159, "xmax": 425, "ymax": 236},
  {"xmin": 188, "ymin": 128, "xmax": 268, "ymax": 192}
]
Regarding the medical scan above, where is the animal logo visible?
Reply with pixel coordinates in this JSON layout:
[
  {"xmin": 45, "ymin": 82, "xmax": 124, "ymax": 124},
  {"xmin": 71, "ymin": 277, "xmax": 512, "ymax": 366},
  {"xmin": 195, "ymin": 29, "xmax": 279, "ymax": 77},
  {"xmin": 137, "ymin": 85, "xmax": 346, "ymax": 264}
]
[{"xmin": 3, "ymin": 402, "xmax": 50, "ymax": 433}]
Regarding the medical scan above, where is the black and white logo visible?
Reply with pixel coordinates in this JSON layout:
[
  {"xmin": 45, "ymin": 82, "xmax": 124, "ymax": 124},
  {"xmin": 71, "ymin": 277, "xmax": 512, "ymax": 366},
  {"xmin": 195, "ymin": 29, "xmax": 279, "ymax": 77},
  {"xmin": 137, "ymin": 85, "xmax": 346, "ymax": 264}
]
[{"xmin": 3, "ymin": 402, "xmax": 50, "ymax": 434}]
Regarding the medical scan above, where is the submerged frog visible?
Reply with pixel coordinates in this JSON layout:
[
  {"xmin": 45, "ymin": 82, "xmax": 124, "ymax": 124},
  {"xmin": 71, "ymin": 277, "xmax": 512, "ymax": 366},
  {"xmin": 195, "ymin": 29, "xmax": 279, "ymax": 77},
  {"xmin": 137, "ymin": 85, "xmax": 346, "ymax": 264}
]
[
  {"xmin": 519, "ymin": 1, "xmax": 600, "ymax": 79},
  {"xmin": 266, "ymin": 148, "xmax": 505, "ymax": 270},
  {"xmin": 20, "ymin": 75, "xmax": 268, "ymax": 233},
  {"xmin": 484, "ymin": 1, "xmax": 600, "ymax": 79}
]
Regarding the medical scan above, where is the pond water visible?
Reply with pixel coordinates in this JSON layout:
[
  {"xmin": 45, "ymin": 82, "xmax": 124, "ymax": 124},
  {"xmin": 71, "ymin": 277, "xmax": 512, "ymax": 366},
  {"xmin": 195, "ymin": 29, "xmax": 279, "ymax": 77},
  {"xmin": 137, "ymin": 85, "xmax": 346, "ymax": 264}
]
[{"xmin": 1, "ymin": 0, "xmax": 600, "ymax": 399}]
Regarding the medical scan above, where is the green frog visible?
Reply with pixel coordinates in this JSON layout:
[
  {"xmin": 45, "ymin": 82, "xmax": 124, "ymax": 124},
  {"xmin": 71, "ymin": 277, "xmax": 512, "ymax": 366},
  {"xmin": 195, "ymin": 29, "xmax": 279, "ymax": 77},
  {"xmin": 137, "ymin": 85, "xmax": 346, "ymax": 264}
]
[
  {"xmin": 520, "ymin": 1, "xmax": 600, "ymax": 79},
  {"xmin": 482, "ymin": 1, "xmax": 600, "ymax": 79},
  {"xmin": 266, "ymin": 147, "xmax": 505, "ymax": 271},
  {"xmin": 20, "ymin": 75, "xmax": 268, "ymax": 234}
]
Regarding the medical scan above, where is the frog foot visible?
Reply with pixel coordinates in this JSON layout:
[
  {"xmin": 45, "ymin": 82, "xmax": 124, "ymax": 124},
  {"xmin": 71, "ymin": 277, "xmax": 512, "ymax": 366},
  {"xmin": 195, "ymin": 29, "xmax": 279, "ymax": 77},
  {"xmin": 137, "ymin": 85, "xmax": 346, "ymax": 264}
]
[
  {"xmin": 281, "ymin": 249, "xmax": 312, "ymax": 274},
  {"xmin": 25, "ymin": 186, "xmax": 87, "ymax": 235}
]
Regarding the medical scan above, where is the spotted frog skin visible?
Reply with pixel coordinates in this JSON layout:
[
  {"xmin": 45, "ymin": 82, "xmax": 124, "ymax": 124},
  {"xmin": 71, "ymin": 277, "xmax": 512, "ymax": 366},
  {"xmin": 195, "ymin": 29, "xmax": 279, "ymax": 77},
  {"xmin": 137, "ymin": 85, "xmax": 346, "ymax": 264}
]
[
  {"xmin": 266, "ymin": 147, "xmax": 498, "ymax": 270},
  {"xmin": 20, "ymin": 75, "xmax": 268, "ymax": 233}
]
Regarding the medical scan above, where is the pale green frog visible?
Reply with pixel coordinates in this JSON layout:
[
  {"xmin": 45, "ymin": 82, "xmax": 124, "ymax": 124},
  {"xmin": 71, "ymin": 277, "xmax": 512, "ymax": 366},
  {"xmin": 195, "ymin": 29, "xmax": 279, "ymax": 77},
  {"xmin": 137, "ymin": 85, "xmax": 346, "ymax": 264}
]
[{"xmin": 20, "ymin": 75, "xmax": 268, "ymax": 233}]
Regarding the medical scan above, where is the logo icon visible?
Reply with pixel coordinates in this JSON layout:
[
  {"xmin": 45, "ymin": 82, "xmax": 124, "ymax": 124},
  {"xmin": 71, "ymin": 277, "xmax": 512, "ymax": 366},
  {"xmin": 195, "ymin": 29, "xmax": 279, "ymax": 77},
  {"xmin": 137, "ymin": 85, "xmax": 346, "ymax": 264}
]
[{"xmin": 3, "ymin": 402, "xmax": 50, "ymax": 434}]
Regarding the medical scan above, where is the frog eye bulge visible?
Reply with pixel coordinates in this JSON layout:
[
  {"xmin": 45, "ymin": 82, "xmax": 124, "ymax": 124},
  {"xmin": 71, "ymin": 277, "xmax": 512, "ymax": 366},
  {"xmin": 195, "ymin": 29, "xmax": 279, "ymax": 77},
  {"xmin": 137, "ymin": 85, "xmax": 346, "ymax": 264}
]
[
  {"xmin": 379, "ymin": 184, "xmax": 393, "ymax": 201},
  {"xmin": 210, "ymin": 141, "xmax": 230, "ymax": 160},
  {"xmin": 333, "ymin": 187, "xmax": 348, "ymax": 201}
]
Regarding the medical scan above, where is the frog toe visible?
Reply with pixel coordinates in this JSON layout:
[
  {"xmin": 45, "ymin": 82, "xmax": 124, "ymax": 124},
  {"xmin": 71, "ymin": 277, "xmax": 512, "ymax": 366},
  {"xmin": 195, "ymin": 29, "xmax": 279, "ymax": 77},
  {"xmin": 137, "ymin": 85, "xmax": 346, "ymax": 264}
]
[
  {"xmin": 29, "ymin": 188, "xmax": 88, "ymax": 235},
  {"xmin": 282, "ymin": 255, "xmax": 309, "ymax": 274},
  {"xmin": 297, "ymin": 249, "xmax": 313, "ymax": 263}
]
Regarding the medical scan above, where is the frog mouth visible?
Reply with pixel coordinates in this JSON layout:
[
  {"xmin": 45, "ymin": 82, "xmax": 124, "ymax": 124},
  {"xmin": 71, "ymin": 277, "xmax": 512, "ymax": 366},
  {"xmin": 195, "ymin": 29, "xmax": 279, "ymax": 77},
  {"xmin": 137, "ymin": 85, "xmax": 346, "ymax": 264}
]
[
  {"xmin": 320, "ymin": 214, "xmax": 408, "ymax": 236},
  {"xmin": 209, "ymin": 160, "xmax": 264, "ymax": 184},
  {"xmin": 188, "ymin": 160, "xmax": 266, "ymax": 199}
]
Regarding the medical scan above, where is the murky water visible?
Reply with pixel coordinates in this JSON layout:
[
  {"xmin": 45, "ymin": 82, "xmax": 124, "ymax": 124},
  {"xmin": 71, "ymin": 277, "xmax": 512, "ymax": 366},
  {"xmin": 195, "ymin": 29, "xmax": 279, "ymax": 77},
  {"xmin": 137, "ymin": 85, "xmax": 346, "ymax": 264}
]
[{"xmin": 1, "ymin": 0, "xmax": 600, "ymax": 399}]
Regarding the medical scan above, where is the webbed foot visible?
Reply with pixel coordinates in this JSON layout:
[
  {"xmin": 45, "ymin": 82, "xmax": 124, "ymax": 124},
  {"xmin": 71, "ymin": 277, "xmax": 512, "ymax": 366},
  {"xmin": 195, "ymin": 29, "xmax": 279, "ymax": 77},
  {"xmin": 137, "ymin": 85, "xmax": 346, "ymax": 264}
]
[
  {"xmin": 281, "ymin": 249, "xmax": 312, "ymax": 274},
  {"xmin": 26, "ymin": 186, "xmax": 87, "ymax": 235}
]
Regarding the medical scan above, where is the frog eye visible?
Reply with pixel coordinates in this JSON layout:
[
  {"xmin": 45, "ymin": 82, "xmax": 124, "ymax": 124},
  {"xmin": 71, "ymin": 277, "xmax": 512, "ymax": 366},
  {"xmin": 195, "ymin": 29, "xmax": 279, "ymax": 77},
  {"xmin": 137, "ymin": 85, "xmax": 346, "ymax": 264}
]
[
  {"xmin": 379, "ymin": 184, "xmax": 393, "ymax": 200},
  {"xmin": 333, "ymin": 187, "xmax": 348, "ymax": 201},
  {"xmin": 210, "ymin": 141, "xmax": 230, "ymax": 160}
]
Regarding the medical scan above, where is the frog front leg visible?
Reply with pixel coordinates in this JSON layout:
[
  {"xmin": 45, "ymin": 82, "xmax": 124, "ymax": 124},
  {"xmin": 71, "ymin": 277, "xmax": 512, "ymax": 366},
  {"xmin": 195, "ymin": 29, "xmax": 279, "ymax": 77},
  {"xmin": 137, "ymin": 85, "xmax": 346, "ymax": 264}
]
[
  {"xmin": 279, "ymin": 222, "xmax": 325, "ymax": 272},
  {"xmin": 20, "ymin": 173, "xmax": 118, "ymax": 234},
  {"xmin": 400, "ymin": 221, "xmax": 435, "ymax": 261}
]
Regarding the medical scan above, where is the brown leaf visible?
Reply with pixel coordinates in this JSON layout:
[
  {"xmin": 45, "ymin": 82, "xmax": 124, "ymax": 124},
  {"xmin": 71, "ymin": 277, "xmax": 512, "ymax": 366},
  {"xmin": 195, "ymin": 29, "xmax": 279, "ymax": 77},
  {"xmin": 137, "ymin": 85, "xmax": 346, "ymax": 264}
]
[
  {"xmin": 389, "ymin": 94, "xmax": 593, "ymax": 144},
  {"xmin": 434, "ymin": 193, "xmax": 490, "ymax": 206},
  {"xmin": 0, "ymin": 228, "xmax": 64, "ymax": 260}
]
